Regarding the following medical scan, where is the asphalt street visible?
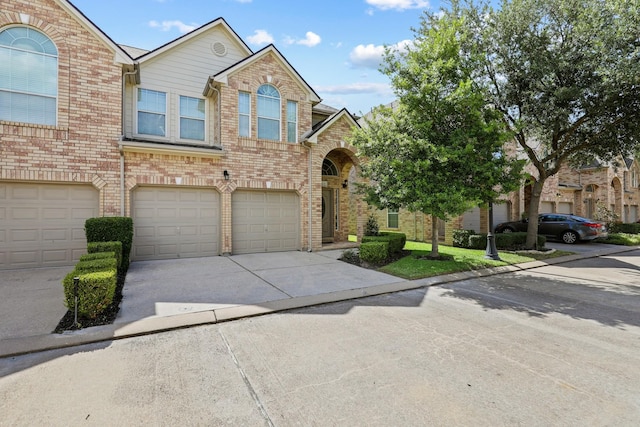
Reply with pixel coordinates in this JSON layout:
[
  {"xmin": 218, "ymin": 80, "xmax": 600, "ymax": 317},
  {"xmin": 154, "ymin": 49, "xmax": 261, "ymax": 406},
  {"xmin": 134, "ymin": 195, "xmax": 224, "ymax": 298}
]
[{"xmin": 1, "ymin": 249, "xmax": 639, "ymax": 426}]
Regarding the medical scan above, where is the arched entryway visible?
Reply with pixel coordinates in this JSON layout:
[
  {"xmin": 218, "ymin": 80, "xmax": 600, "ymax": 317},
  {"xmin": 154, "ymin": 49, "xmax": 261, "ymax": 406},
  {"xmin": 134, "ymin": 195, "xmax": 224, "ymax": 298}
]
[
  {"xmin": 321, "ymin": 149, "xmax": 359, "ymax": 245},
  {"xmin": 583, "ymin": 184, "xmax": 598, "ymax": 218}
]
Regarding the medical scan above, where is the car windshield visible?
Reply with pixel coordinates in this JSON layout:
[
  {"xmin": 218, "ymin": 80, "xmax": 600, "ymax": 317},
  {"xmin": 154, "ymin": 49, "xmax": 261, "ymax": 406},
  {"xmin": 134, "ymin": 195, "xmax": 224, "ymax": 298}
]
[{"xmin": 570, "ymin": 215, "xmax": 592, "ymax": 222}]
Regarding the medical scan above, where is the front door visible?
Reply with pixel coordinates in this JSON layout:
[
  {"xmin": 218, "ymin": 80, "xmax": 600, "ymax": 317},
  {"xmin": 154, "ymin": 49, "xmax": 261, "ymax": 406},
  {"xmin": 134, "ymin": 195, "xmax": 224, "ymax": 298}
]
[{"xmin": 322, "ymin": 189, "xmax": 334, "ymax": 242}]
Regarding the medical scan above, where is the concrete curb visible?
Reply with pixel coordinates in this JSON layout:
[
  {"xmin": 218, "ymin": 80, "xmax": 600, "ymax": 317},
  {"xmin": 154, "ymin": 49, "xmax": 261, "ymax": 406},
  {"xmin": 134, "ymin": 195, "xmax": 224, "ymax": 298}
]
[{"xmin": 1, "ymin": 245, "xmax": 636, "ymax": 359}]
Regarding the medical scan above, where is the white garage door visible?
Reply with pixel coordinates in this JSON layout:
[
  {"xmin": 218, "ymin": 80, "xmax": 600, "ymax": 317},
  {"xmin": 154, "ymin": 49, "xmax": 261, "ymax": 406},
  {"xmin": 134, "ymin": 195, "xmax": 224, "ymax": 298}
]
[
  {"xmin": 0, "ymin": 182, "xmax": 99, "ymax": 269},
  {"xmin": 461, "ymin": 207, "xmax": 481, "ymax": 233},
  {"xmin": 558, "ymin": 202, "xmax": 573, "ymax": 214},
  {"xmin": 493, "ymin": 203, "xmax": 510, "ymax": 225},
  {"xmin": 540, "ymin": 201, "xmax": 554, "ymax": 213},
  {"xmin": 132, "ymin": 187, "xmax": 220, "ymax": 261},
  {"xmin": 232, "ymin": 190, "xmax": 300, "ymax": 254}
]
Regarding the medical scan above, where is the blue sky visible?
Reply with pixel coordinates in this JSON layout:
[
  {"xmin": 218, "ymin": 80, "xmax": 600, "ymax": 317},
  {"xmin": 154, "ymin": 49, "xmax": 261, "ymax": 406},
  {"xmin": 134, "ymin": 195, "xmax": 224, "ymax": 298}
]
[{"xmin": 69, "ymin": 0, "xmax": 439, "ymax": 115}]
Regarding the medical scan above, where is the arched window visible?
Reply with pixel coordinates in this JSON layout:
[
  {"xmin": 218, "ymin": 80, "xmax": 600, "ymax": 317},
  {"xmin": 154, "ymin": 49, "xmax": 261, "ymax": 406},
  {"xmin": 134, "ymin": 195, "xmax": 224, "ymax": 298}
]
[
  {"xmin": 257, "ymin": 84, "xmax": 280, "ymax": 140},
  {"xmin": 322, "ymin": 159, "xmax": 338, "ymax": 176},
  {"xmin": 0, "ymin": 26, "xmax": 58, "ymax": 125}
]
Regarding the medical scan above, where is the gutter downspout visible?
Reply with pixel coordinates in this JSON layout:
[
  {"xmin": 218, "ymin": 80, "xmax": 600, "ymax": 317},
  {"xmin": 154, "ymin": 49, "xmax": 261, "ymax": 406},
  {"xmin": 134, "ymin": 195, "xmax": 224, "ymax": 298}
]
[
  {"xmin": 207, "ymin": 81, "xmax": 222, "ymax": 147},
  {"xmin": 120, "ymin": 67, "xmax": 138, "ymax": 216}
]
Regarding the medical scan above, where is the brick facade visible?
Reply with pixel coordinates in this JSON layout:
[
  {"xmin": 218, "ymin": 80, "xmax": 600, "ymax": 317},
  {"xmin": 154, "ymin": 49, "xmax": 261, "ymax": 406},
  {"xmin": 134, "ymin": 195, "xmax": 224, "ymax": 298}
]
[{"xmin": 1, "ymin": 0, "xmax": 124, "ymax": 216}]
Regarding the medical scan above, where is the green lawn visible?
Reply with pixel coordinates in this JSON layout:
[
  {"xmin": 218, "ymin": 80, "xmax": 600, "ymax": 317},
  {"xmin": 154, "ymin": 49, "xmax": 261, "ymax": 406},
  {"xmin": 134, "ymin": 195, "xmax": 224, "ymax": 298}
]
[
  {"xmin": 597, "ymin": 233, "xmax": 640, "ymax": 246},
  {"xmin": 379, "ymin": 241, "xmax": 573, "ymax": 280}
]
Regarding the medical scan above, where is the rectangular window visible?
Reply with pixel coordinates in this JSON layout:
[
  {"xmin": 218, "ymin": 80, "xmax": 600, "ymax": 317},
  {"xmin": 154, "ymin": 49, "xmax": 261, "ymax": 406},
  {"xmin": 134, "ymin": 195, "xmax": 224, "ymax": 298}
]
[
  {"xmin": 287, "ymin": 100, "xmax": 297, "ymax": 143},
  {"xmin": 137, "ymin": 88, "xmax": 166, "ymax": 136},
  {"xmin": 238, "ymin": 91, "xmax": 250, "ymax": 137},
  {"xmin": 179, "ymin": 96, "xmax": 205, "ymax": 141},
  {"xmin": 387, "ymin": 210, "xmax": 399, "ymax": 228},
  {"xmin": 257, "ymin": 94, "xmax": 280, "ymax": 140}
]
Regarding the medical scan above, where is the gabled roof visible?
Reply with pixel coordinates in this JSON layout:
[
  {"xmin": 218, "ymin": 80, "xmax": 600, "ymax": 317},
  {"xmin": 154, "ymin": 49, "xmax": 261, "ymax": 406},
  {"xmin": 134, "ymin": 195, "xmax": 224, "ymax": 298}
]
[
  {"xmin": 135, "ymin": 17, "xmax": 252, "ymax": 63},
  {"xmin": 204, "ymin": 44, "xmax": 321, "ymax": 104},
  {"xmin": 57, "ymin": 0, "xmax": 133, "ymax": 64},
  {"xmin": 302, "ymin": 108, "xmax": 360, "ymax": 144}
]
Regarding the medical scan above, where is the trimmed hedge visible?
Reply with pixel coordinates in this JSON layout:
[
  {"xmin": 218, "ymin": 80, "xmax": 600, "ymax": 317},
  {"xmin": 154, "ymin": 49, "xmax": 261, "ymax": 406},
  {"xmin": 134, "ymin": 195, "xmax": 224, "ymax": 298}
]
[
  {"xmin": 468, "ymin": 232, "xmax": 546, "ymax": 250},
  {"xmin": 74, "ymin": 257, "xmax": 118, "ymax": 274},
  {"xmin": 362, "ymin": 232, "xmax": 406, "ymax": 256},
  {"xmin": 88, "ymin": 241, "xmax": 122, "ymax": 271},
  {"xmin": 359, "ymin": 241, "xmax": 388, "ymax": 265},
  {"xmin": 79, "ymin": 251, "xmax": 116, "ymax": 263},
  {"xmin": 452, "ymin": 229, "xmax": 476, "ymax": 248},
  {"xmin": 608, "ymin": 222, "xmax": 640, "ymax": 234},
  {"xmin": 62, "ymin": 268, "xmax": 117, "ymax": 319},
  {"xmin": 85, "ymin": 217, "xmax": 133, "ymax": 270}
]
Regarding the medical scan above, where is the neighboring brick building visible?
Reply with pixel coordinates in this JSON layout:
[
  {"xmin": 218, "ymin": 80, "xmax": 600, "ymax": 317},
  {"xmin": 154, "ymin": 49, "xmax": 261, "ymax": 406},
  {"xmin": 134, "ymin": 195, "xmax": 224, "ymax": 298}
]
[
  {"xmin": 1, "ymin": 0, "xmax": 363, "ymax": 268},
  {"xmin": 368, "ymin": 123, "xmax": 640, "ymax": 244}
]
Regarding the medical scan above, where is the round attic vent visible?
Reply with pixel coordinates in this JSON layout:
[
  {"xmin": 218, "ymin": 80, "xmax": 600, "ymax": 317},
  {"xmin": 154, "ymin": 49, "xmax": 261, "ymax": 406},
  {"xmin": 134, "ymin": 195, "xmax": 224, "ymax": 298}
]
[{"xmin": 211, "ymin": 41, "xmax": 227, "ymax": 56}]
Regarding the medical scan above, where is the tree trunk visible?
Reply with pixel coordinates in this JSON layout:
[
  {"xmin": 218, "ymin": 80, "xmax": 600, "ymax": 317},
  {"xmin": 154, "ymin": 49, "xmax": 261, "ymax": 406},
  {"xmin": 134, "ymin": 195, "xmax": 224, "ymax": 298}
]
[
  {"xmin": 525, "ymin": 178, "xmax": 546, "ymax": 249},
  {"xmin": 430, "ymin": 217, "xmax": 439, "ymax": 258}
]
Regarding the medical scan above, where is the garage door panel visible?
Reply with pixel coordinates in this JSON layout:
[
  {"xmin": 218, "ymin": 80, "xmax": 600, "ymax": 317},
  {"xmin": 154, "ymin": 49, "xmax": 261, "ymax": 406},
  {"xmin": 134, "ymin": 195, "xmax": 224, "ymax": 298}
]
[
  {"xmin": 232, "ymin": 190, "xmax": 300, "ymax": 254},
  {"xmin": 43, "ymin": 208, "xmax": 68, "ymax": 220},
  {"xmin": 157, "ymin": 226, "xmax": 179, "ymax": 237},
  {"xmin": 132, "ymin": 187, "xmax": 220, "ymax": 261},
  {"xmin": 10, "ymin": 251, "xmax": 38, "ymax": 266},
  {"xmin": 42, "ymin": 249, "xmax": 68, "ymax": 263},
  {"xmin": 12, "ymin": 207, "xmax": 38, "ymax": 220},
  {"xmin": 42, "ymin": 229, "xmax": 67, "ymax": 241},
  {"xmin": 11, "ymin": 229, "xmax": 38, "ymax": 243},
  {"xmin": 72, "ymin": 207, "xmax": 97, "ymax": 219},
  {"xmin": 179, "ymin": 226, "xmax": 197, "ymax": 236},
  {"xmin": 157, "ymin": 208, "xmax": 178, "ymax": 219}
]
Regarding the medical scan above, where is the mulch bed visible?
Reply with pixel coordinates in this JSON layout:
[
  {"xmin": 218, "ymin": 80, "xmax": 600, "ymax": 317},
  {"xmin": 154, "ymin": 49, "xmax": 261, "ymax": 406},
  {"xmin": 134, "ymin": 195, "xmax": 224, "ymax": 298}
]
[{"xmin": 53, "ymin": 271, "xmax": 126, "ymax": 333}]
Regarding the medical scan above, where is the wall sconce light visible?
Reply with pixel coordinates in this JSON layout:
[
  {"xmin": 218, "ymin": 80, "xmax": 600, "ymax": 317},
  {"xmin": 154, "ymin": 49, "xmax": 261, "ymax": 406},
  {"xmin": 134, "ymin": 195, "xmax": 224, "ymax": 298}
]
[
  {"xmin": 223, "ymin": 170, "xmax": 230, "ymax": 180},
  {"xmin": 342, "ymin": 180, "xmax": 348, "ymax": 189}
]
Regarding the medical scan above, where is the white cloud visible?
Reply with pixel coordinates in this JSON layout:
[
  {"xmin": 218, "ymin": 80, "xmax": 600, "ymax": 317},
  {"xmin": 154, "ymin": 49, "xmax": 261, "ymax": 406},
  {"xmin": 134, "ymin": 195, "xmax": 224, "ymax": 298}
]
[
  {"xmin": 349, "ymin": 40, "xmax": 412, "ymax": 68},
  {"xmin": 148, "ymin": 20, "xmax": 197, "ymax": 34},
  {"xmin": 247, "ymin": 29, "xmax": 274, "ymax": 46},
  {"xmin": 297, "ymin": 31, "xmax": 321, "ymax": 47},
  {"xmin": 366, "ymin": 0, "xmax": 429, "ymax": 10},
  {"xmin": 284, "ymin": 31, "xmax": 322, "ymax": 47},
  {"xmin": 235, "ymin": 0, "xmax": 252, "ymax": 2},
  {"xmin": 349, "ymin": 44, "xmax": 385, "ymax": 68}
]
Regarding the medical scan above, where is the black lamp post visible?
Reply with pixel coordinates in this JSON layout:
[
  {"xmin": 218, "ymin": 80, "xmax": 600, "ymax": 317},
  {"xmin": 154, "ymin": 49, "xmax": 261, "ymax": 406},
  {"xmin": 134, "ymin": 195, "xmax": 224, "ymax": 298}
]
[{"xmin": 485, "ymin": 201, "xmax": 501, "ymax": 260}]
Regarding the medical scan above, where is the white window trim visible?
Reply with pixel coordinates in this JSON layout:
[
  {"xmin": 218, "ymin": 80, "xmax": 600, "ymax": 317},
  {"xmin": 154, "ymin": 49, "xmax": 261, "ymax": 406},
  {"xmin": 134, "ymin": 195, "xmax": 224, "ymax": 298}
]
[
  {"xmin": 257, "ymin": 84, "xmax": 281, "ymax": 141},
  {"xmin": 287, "ymin": 100, "xmax": 298, "ymax": 143},
  {"xmin": 387, "ymin": 210, "xmax": 399, "ymax": 229},
  {"xmin": 0, "ymin": 26, "xmax": 58, "ymax": 126},
  {"xmin": 178, "ymin": 95, "xmax": 206, "ymax": 142},
  {"xmin": 135, "ymin": 87, "xmax": 168, "ymax": 140},
  {"xmin": 238, "ymin": 91, "xmax": 251, "ymax": 138}
]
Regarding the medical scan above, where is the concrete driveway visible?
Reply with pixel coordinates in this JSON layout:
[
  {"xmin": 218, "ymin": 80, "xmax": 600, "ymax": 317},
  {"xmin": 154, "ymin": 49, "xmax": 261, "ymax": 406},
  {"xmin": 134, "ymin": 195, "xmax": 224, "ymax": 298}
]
[
  {"xmin": 0, "ymin": 250, "xmax": 403, "ymax": 344},
  {"xmin": 0, "ymin": 242, "xmax": 633, "ymax": 357},
  {"xmin": 0, "ymin": 266, "xmax": 70, "ymax": 341}
]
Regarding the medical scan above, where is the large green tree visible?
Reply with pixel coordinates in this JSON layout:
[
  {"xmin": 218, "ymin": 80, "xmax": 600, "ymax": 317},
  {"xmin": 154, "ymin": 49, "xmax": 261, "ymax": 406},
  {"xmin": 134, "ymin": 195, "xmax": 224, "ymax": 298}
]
[
  {"xmin": 459, "ymin": 0, "xmax": 640, "ymax": 247},
  {"xmin": 350, "ymin": 14, "xmax": 523, "ymax": 258}
]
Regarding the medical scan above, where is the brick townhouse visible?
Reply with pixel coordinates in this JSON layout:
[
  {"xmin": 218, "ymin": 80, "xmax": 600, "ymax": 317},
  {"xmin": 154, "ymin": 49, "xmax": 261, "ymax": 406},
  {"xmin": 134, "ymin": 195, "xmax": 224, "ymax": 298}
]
[{"xmin": 1, "ymin": 0, "xmax": 364, "ymax": 269}]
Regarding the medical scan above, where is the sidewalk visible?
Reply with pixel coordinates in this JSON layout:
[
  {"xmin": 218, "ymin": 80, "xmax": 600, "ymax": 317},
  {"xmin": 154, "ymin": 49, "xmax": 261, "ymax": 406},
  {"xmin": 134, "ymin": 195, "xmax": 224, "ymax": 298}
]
[{"xmin": 1, "ymin": 243, "xmax": 635, "ymax": 358}]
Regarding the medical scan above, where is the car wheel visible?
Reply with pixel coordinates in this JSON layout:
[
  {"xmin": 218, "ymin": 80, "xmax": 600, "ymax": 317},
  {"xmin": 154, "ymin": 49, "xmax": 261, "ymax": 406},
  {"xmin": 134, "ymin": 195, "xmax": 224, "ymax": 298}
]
[
  {"xmin": 502, "ymin": 227, "xmax": 514, "ymax": 233},
  {"xmin": 561, "ymin": 230, "xmax": 579, "ymax": 244}
]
